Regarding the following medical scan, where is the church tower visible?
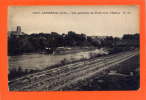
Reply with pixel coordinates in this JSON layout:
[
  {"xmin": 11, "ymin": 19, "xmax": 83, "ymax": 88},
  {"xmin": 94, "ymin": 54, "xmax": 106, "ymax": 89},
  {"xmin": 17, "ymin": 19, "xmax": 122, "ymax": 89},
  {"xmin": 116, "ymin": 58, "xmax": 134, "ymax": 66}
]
[{"xmin": 16, "ymin": 26, "xmax": 21, "ymax": 35}]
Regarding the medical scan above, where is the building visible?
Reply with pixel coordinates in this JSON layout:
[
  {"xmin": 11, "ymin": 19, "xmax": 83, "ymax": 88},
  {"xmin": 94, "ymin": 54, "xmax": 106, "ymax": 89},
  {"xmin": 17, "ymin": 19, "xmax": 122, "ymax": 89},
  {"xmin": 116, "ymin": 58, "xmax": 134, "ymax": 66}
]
[{"xmin": 8, "ymin": 26, "xmax": 26, "ymax": 37}]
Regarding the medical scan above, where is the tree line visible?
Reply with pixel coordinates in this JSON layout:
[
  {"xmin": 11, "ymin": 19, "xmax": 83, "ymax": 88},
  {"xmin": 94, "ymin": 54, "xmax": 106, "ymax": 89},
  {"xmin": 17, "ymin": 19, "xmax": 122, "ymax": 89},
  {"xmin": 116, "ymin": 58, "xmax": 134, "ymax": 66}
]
[{"xmin": 8, "ymin": 31, "xmax": 139, "ymax": 56}]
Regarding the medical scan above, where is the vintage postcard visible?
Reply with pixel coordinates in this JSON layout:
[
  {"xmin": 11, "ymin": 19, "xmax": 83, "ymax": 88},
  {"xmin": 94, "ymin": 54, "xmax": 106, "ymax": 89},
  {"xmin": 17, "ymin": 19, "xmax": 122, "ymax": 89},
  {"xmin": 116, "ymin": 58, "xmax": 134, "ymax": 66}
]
[{"xmin": 8, "ymin": 5, "xmax": 140, "ymax": 91}]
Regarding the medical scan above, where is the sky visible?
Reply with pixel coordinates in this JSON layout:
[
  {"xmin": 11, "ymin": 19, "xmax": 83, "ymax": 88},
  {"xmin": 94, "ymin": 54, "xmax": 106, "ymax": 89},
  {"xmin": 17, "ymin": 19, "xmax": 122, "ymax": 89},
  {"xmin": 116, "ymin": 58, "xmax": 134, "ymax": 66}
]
[{"xmin": 8, "ymin": 5, "xmax": 139, "ymax": 37}]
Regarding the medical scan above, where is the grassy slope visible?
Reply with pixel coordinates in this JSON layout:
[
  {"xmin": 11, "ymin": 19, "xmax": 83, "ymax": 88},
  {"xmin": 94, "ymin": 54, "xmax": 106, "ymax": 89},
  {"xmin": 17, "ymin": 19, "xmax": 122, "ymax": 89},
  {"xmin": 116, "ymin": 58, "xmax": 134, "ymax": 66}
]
[{"xmin": 62, "ymin": 54, "xmax": 139, "ymax": 91}]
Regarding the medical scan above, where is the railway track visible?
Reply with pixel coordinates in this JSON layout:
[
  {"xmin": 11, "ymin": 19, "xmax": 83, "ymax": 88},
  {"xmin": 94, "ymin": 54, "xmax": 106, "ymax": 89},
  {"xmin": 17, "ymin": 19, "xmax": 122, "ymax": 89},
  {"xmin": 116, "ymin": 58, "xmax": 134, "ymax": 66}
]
[{"xmin": 9, "ymin": 50, "xmax": 138, "ymax": 91}]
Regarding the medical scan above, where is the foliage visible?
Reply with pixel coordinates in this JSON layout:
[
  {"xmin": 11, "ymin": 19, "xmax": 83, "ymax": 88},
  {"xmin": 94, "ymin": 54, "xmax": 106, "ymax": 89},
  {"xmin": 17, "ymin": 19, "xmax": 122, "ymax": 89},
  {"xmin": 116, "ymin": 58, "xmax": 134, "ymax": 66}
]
[{"xmin": 8, "ymin": 32, "xmax": 139, "ymax": 56}]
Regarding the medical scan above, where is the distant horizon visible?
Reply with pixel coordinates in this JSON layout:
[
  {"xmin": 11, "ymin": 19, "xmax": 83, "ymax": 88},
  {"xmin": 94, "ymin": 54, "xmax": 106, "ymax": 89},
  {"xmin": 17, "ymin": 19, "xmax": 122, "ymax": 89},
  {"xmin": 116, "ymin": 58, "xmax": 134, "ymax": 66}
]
[
  {"xmin": 9, "ymin": 6, "xmax": 139, "ymax": 37},
  {"xmin": 9, "ymin": 26, "xmax": 139, "ymax": 38}
]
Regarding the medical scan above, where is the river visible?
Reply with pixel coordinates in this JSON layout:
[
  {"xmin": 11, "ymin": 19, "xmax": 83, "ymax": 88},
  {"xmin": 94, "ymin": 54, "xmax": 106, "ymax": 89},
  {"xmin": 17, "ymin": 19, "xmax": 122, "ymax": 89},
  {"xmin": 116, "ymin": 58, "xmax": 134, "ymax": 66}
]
[{"xmin": 9, "ymin": 48, "xmax": 108, "ymax": 70}]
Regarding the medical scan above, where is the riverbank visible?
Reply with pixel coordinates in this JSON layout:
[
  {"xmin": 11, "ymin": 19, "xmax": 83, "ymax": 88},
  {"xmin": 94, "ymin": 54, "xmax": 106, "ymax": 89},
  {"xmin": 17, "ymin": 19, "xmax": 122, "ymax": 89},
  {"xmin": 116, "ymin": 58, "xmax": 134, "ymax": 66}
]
[
  {"xmin": 8, "ymin": 48, "xmax": 108, "ymax": 80},
  {"xmin": 9, "ymin": 50, "xmax": 139, "ymax": 91},
  {"xmin": 62, "ymin": 54, "xmax": 139, "ymax": 90}
]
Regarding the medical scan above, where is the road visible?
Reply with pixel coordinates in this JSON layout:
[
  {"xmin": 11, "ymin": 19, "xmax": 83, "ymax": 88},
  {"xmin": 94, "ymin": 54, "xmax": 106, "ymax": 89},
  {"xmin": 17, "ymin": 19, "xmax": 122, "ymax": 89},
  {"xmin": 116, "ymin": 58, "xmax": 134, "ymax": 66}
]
[{"xmin": 9, "ymin": 50, "xmax": 139, "ymax": 91}]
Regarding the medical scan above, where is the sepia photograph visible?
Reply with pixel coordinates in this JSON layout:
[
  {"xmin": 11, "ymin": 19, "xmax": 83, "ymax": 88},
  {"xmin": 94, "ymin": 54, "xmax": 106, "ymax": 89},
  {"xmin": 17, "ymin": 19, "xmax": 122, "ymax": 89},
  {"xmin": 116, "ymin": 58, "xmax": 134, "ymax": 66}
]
[{"xmin": 8, "ymin": 5, "xmax": 140, "ymax": 91}]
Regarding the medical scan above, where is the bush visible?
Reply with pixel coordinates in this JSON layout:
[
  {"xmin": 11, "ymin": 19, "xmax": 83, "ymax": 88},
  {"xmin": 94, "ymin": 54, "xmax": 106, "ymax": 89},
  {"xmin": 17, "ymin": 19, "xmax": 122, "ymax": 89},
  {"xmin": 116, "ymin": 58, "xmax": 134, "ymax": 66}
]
[{"xmin": 8, "ymin": 67, "xmax": 39, "ymax": 80}]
